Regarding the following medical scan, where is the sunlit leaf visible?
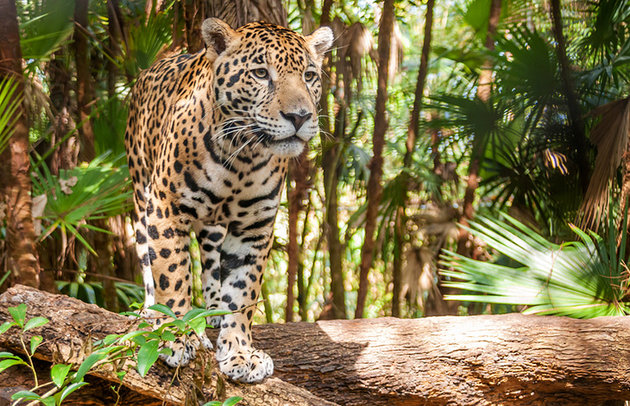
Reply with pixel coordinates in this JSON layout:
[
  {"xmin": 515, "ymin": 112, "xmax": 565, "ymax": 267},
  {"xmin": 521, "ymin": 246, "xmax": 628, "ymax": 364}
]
[
  {"xmin": 51, "ymin": 364, "xmax": 72, "ymax": 388},
  {"xmin": 24, "ymin": 316, "xmax": 49, "ymax": 331},
  {"xmin": 136, "ymin": 339, "xmax": 159, "ymax": 377}
]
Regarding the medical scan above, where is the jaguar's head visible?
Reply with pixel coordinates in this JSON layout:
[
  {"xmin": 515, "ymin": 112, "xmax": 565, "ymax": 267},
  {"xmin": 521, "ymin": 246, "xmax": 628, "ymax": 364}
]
[{"xmin": 202, "ymin": 18, "xmax": 333, "ymax": 157}]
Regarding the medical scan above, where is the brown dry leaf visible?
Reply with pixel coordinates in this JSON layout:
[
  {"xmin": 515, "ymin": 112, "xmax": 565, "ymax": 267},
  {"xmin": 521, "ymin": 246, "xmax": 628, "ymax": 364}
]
[{"xmin": 579, "ymin": 97, "xmax": 630, "ymax": 229}]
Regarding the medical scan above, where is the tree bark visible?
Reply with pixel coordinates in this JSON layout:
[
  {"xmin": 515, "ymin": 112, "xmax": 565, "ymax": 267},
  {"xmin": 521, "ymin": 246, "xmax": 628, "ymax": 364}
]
[
  {"xmin": 2, "ymin": 286, "xmax": 630, "ymax": 405},
  {"xmin": 0, "ymin": 285, "xmax": 337, "ymax": 406},
  {"xmin": 355, "ymin": 0, "xmax": 395, "ymax": 319},
  {"xmin": 73, "ymin": 0, "xmax": 96, "ymax": 162},
  {"xmin": 0, "ymin": 0, "xmax": 41, "ymax": 289},
  {"xmin": 455, "ymin": 0, "xmax": 501, "ymax": 258}
]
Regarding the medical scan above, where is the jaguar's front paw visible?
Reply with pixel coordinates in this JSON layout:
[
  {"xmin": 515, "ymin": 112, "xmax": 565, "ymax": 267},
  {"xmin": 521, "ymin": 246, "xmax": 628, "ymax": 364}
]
[
  {"xmin": 139, "ymin": 308, "xmax": 213, "ymax": 367},
  {"xmin": 216, "ymin": 341, "xmax": 274, "ymax": 383},
  {"xmin": 160, "ymin": 332, "xmax": 213, "ymax": 367}
]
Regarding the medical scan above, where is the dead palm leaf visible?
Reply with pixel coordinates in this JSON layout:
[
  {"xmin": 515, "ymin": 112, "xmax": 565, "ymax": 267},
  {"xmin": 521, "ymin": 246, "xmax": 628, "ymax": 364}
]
[{"xmin": 579, "ymin": 97, "xmax": 630, "ymax": 229}]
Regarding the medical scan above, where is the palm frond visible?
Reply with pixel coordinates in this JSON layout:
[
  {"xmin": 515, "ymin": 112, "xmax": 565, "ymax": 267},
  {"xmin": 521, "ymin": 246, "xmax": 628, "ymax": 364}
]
[
  {"xmin": 440, "ymin": 213, "xmax": 630, "ymax": 318},
  {"xmin": 122, "ymin": 10, "xmax": 172, "ymax": 78},
  {"xmin": 31, "ymin": 152, "xmax": 133, "ymax": 254},
  {"xmin": 0, "ymin": 78, "xmax": 21, "ymax": 155},
  {"xmin": 19, "ymin": 0, "xmax": 75, "ymax": 67}
]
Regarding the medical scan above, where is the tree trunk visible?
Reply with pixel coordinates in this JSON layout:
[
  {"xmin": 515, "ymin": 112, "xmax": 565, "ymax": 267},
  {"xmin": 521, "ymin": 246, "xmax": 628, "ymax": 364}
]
[
  {"xmin": 2, "ymin": 286, "xmax": 630, "ymax": 405},
  {"xmin": 317, "ymin": 0, "xmax": 347, "ymax": 320},
  {"xmin": 107, "ymin": 0, "xmax": 124, "ymax": 99},
  {"xmin": 73, "ymin": 0, "xmax": 96, "ymax": 162},
  {"xmin": 208, "ymin": 0, "xmax": 287, "ymax": 28},
  {"xmin": 356, "ymin": 0, "xmax": 396, "ymax": 319},
  {"xmin": 0, "ymin": 0, "xmax": 40, "ymax": 289},
  {"xmin": 455, "ymin": 0, "xmax": 501, "ymax": 258},
  {"xmin": 286, "ymin": 150, "xmax": 310, "ymax": 322},
  {"xmin": 47, "ymin": 52, "xmax": 79, "ymax": 177},
  {"xmin": 549, "ymin": 0, "xmax": 590, "ymax": 194},
  {"xmin": 375, "ymin": 0, "xmax": 434, "ymax": 319}
]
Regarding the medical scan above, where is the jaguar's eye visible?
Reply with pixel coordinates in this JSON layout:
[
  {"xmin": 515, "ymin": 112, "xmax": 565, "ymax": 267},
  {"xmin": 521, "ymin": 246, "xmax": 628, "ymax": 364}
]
[
  {"xmin": 252, "ymin": 68, "xmax": 269, "ymax": 80},
  {"xmin": 304, "ymin": 70, "xmax": 316, "ymax": 81}
]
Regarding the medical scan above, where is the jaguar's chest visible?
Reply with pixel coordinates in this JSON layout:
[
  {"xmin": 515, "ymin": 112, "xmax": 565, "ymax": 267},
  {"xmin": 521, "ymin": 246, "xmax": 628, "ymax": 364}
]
[{"xmin": 157, "ymin": 149, "xmax": 287, "ymax": 226}]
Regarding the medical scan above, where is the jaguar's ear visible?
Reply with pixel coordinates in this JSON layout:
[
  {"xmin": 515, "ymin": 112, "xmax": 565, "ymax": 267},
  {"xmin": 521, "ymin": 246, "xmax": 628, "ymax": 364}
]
[
  {"xmin": 305, "ymin": 26, "xmax": 334, "ymax": 65},
  {"xmin": 202, "ymin": 18, "xmax": 240, "ymax": 61}
]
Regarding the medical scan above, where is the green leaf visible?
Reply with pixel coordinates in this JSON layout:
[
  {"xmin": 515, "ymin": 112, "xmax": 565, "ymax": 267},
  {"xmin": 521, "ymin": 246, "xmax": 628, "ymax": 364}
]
[
  {"xmin": 223, "ymin": 396, "xmax": 243, "ymax": 406},
  {"xmin": 117, "ymin": 330, "xmax": 150, "ymax": 343},
  {"xmin": 40, "ymin": 396, "xmax": 56, "ymax": 406},
  {"xmin": 201, "ymin": 402, "xmax": 221, "ymax": 406},
  {"xmin": 182, "ymin": 308, "xmax": 229, "ymax": 323},
  {"xmin": 30, "ymin": 335, "xmax": 43, "ymax": 355},
  {"xmin": 188, "ymin": 317, "xmax": 207, "ymax": 337},
  {"xmin": 161, "ymin": 330, "xmax": 176, "ymax": 341},
  {"xmin": 136, "ymin": 339, "xmax": 159, "ymax": 377},
  {"xmin": 99, "ymin": 334, "xmax": 122, "ymax": 347},
  {"xmin": 159, "ymin": 347, "xmax": 173, "ymax": 357},
  {"xmin": 51, "ymin": 364, "xmax": 72, "ymax": 388},
  {"xmin": 0, "ymin": 321, "xmax": 15, "ymax": 335},
  {"xmin": 59, "ymin": 382, "xmax": 89, "ymax": 403},
  {"xmin": 147, "ymin": 304, "xmax": 177, "ymax": 319},
  {"xmin": 24, "ymin": 316, "xmax": 49, "ymax": 331},
  {"xmin": 8, "ymin": 303, "xmax": 27, "ymax": 327},
  {"xmin": 11, "ymin": 390, "xmax": 40, "ymax": 401},
  {"xmin": 73, "ymin": 351, "xmax": 108, "ymax": 382},
  {"xmin": 0, "ymin": 358, "xmax": 27, "ymax": 373}
]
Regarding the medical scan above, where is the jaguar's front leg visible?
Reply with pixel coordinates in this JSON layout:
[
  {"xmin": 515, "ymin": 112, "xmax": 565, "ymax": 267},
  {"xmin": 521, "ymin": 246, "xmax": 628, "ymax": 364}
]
[
  {"xmin": 196, "ymin": 224, "xmax": 227, "ymax": 328},
  {"xmin": 142, "ymin": 196, "xmax": 212, "ymax": 367},
  {"xmin": 215, "ymin": 226, "xmax": 274, "ymax": 383}
]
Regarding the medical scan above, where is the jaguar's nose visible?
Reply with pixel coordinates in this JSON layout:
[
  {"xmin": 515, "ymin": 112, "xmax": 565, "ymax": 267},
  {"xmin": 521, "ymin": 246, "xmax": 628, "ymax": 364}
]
[{"xmin": 281, "ymin": 111, "xmax": 312, "ymax": 132}]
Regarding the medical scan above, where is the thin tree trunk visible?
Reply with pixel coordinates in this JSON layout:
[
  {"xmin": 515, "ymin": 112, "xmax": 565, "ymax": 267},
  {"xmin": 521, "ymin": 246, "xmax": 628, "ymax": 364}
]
[
  {"xmin": 73, "ymin": 0, "xmax": 96, "ymax": 162},
  {"xmin": 107, "ymin": 0, "xmax": 123, "ymax": 99},
  {"xmin": 317, "ymin": 0, "xmax": 346, "ymax": 320},
  {"xmin": 549, "ymin": 0, "xmax": 590, "ymax": 194},
  {"xmin": 94, "ymin": 219, "xmax": 118, "ymax": 311},
  {"xmin": 0, "ymin": 0, "xmax": 40, "ymax": 288},
  {"xmin": 355, "ymin": 0, "xmax": 395, "ymax": 318},
  {"xmin": 39, "ymin": 52, "xmax": 78, "ymax": 284},
  {"xmin": 455, "ymin": 0, "xmax": 501, "ymax": 258},
  {"xmin": 47, "ymin": 53, "xmax": 79, "ymax": 177},
  {"xmin": 286, "ymin": 150, "xmax": 310, "ymax": 322},
  {"xmin": 361, "ymin": 0, "xmax": 434, "ymax": 319}
]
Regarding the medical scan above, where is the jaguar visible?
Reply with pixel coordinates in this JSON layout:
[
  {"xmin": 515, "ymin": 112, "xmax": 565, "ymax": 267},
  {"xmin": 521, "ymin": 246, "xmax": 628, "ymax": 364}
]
[{"xmin": 124, "ymin": 17, "xmax": 333, "ymax": 383}]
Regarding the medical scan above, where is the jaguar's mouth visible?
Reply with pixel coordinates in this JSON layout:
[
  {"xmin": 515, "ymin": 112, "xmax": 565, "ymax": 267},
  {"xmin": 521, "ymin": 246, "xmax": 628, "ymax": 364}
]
[
  {"xmin": 256, "ymin": 130, "xmax": 306, "ymax": 145},
  {"xmin": 271, "ymin": 135, "xmax": 305, "ymax": 144}
]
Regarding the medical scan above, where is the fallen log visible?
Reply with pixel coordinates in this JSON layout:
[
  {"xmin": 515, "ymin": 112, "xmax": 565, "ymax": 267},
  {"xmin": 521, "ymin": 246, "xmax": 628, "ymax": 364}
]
[
  {"xmin": 0, "ymin": 285, "xmax": 336, "ymax": 406},
  {"xmin": 1, "ymin": 285, "xmax": 630, "ymax": 405},
  {"xmin": 246, "ymin": 316, "xmax": 630, "ymax": 405}
]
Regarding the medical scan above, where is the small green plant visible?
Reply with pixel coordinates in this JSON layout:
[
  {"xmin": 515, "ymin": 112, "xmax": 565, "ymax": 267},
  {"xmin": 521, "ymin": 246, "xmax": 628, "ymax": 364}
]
[
  {"xmin": 112, "ymin": 304, "xmax": 227, "ymax": 378},
  {"xmin": 1, "ymin": 303, "xmax": 229, "ymax": 405},
  {"xmin": 0, "ymin": 303, "xmax": 87, "ymax": 405}
]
